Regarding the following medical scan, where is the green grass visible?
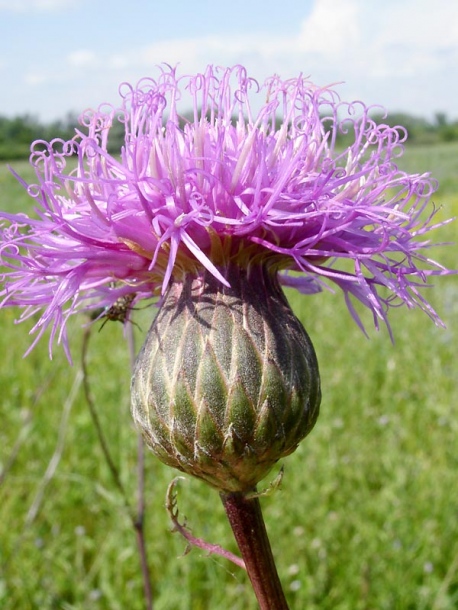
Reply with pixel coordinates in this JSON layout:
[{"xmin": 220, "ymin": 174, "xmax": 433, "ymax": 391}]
[{"xmin": 0, "ymin": 144, "xmax": 457, "ymax": 609}]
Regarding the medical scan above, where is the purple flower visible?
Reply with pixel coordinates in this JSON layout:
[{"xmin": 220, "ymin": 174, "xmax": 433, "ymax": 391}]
[{"xmin": 0, "ymin": 64, "xmax": 453, "ymax": 358}]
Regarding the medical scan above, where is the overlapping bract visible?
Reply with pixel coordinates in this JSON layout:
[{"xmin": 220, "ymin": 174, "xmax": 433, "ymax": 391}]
[
  {"xmin": 0, "ymin": 64, "xmax": 451, "ymax": 356},
  {"xmin": 131, "ymin": 263, "xmax": 321, "ymax": 492}
]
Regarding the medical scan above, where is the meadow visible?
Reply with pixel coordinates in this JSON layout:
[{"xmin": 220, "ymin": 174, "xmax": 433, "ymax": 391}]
[{"xmin": 0, "ymin": 143, "xmax": 457, "ymax": 609}]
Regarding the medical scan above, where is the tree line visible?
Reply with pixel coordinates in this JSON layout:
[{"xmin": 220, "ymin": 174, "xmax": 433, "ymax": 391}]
[
  {"xmin": 0, "ymin": 113, "xmax": 126, "ymax": 161},
  {"xmin": 1, "ymin": 111, "xmax": 457, "ymax": 161}
]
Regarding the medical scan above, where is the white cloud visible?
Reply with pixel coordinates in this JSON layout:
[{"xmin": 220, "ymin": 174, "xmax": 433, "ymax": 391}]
[
  {"xmin": 24, "ymin": 72, "xmax": 49, "ymax": 86},
  {"xmin": 0, "ymin": 0, "xmax": 73, "ymax": 11},
  {"xmin": 290, "ymin": 0, "xmax": 458, "ymax": 80},
  {"xmin": 373, "ymin": 0, "xmax": 458, "ymax": 49},
  {"xmin": 109, "ymin": 54, "xmax": 129, "ymax": 70},
  {"xmin": 298, "ymin": 0, "xmax": 361, "ymax": 57},
  {"xmin": 67, "ymin": 50, "xmax": 98, "ymax": 69},
  {"xmin": 124, "ymin": 0, "xmax": 458, "ymax": 89},
  {"xmin": 10, "ymin": 0, "xmax": 458, "ymax": 121}
]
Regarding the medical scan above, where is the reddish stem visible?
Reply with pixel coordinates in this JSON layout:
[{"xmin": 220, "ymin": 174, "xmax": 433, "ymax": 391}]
[{"xmin": 220, "ymin": 492, "xmax": 289, "ymax": 610}]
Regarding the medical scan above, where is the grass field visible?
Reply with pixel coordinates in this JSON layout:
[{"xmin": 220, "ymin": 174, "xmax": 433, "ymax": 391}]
[{"xmin": 0, "ymin": 143, "xmax": 457, "ymax": 609}]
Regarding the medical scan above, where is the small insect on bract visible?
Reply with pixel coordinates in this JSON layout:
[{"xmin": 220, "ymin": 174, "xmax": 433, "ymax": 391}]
[{"xmin": 99, "ymin": 293, "xmax": 138, "ymax": 331}]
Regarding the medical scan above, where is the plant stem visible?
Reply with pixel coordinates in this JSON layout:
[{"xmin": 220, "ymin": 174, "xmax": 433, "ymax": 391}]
[
  {"xmin": 134, "ymin": 435, "xmax": 154, "ymax": 610},
  {"xmin": 82, "ymin": 324, "xmax": 154, "ymax": 609},
  {"xmin": 220, "ymin": 491, "xmax": 289, "ymax": 610}
]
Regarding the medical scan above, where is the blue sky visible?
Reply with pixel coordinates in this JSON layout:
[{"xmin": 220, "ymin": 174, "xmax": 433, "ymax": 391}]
[{"xmin": 0, "ymin": 0, "xmax": 457, "ymax": 122}]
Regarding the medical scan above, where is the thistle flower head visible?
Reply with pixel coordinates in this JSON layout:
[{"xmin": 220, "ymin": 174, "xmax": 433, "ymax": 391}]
[{"xmin": 0, "ymin": 64, "xmax": 453, "ymax": 357}]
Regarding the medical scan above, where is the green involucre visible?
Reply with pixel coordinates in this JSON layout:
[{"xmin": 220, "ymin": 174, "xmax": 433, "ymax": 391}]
[{"xmin": 131, "ymin": 263, "xmax": 321, "ymax": 492}]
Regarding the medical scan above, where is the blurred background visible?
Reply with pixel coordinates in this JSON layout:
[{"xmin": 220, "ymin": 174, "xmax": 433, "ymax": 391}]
[{"xmin": 1, "ymin": 1, "xmax": 457, "ymax": 609}]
